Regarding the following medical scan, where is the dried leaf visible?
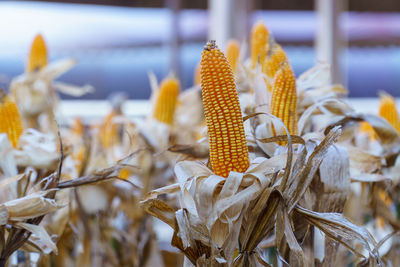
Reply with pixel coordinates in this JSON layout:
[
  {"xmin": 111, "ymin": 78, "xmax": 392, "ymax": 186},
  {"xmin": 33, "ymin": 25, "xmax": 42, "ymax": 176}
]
[
  {"xmin": 15, "ymin": 222, "xmax": 58, "ymax": 254},
  {"xmin": 295, "ymin": 205, "xmax": 380, "ymax": 262}
]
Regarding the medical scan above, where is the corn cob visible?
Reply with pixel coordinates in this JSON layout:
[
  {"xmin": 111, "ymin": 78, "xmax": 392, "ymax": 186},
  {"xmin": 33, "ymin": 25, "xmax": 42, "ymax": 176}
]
[
  {"xmin": 153, "ymin": 77, "xmax": 180, "ymax": 125},
  {"xmin": 358, "ymin": 122, "xmax": 377, "ymax": 141},
  {"xmin": 99, "ymin": 111, "xmax": 117, "ymax": 148},
  {"xmin": 0, "ymin": 92, "xmax": 24, "ymax": 148},
  {"xmin": 71, "ymin": 117, "xmax": 85, "ymax": 136},
  {"xmin": 26, "ymin": 34, "xmax": 48, "ymax": 73},
  {"xmin": 270, "ymin": 62, "xmax": 298, "ymax": 137},
  {"xmin": 263, "ymin": 44, "xmax": 288, "ymax": 79},
  {"xmin": 250, "ymin": 21, "xmax": 269, "ymax": 69},
  {"xmin": 194, "ymin": 63, "xmax": 201, "ymax": 86},
  {"xmin": 200, "ymin": 40, "xmax": 249, "ymax": 178},
  {"xmin": 378, "ymin": 93, "xmax": 400, "ymax": 134},
  {"xmin": 225, "ymin": 39, "xmax": 240, "ymax": 73}
]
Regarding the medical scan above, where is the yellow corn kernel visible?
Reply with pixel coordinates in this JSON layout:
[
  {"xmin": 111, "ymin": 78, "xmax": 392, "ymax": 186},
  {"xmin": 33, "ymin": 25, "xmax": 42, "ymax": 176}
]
[
  {"xmin": 270, "ymin": 62, "xmax": 298, "ymax": 138},
  {"xmin": 250, "ymin": 21, "xmax": 269, "ymax": 69},
  {"xmin": 225, "ymin": 39, "xmax": 240, "ymax": 73},
  {"xmin": 194, "ymin": 63, "xmax": 201, "ymax": 86},
  {"xmin": 26, "ymin": 34, "xmax": 48, "ymax": 73},
  {"xmin": 153, "ymin": 77, "xmax": 180, "ymax": 125},
  {"xmin": 200, "ymin": 40, "xmax": 249, "ymax": 178},
  {"xmin": 358, "ymin": 122, "xmax": 377, "ymax": 141},
  {"xmin": 99, "ymin": 111, "xmax": 117, "ymax": 148},
  {"xmin": 0, "ymin": 93, "xmax": 24, "ymax": 148},
  {"xmin": 379, "ymin": 93, "xmax": 400, "ymax": 134},
  {"xmin": 263, "ymin": 44, "xmax": 288, "ymax": 79}
]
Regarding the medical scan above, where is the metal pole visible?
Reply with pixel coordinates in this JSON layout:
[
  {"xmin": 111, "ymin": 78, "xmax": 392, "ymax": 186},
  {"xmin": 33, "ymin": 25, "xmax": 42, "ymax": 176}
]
[
  {"xmin": 208, "ymin": 0, "xmax": 252, "ymax": 49},
  {"xmin": 315, "ymin": 0, "xmax": 346, "ymax": 85},
  {"xmin": 167, "ymin": 0, "xmax": 180, "ymax": 79}
]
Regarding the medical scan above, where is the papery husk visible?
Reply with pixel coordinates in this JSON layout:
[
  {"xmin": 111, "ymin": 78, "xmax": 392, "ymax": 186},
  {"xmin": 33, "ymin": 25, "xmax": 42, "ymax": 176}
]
[
  {"xmin": 297, "ymin": 63, "xmax": 348, "ymax": 114},
  {"xmin": 141, "ymin": 125, "xmax": 377, "ymax": 266},
  {"xmin": 141, "ymin": 153, "xmax": 284, "ymax": 266},
  {"xmin": 175, "ymin": 86, "xmax": 204, "ymax": 133},
  {"xmin": 10, "ymin": 58, "xmax": 93, "ymax": 132},
  {"xmin": 325, "ymin": 113, "xmax": 400, "ymax": 157},
  {"xmin": 13, "ymin": 129, "xmax": 58, "ymax": 170},
  {"xmin": 0, "ymin": 134, "xmax": 18, "ymax": 178},
  {"xmin": 1, "ymin": 190, "xmax": 66, "ymax": 222}
]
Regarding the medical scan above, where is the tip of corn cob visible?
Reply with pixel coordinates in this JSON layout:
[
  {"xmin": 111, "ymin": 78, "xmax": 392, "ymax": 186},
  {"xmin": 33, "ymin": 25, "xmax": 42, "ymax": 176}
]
[
  {"xmin": 153, "ymin": 76, "xmax": 180, "ymax": 125},
  {"xmin": 263, "ymin": 44, "xmax": 288, "ymax": 78},
  {"xmin": 0, "ymin": 91, "xmax": 24, "ymax": 148},
  {"xmin": 250, "ymin": 21, "xmax": 269, "ymax": 69},
  {"xmin": 200, "ymin": 41, "xmax": 249, "ymax": 177},
  {"xmin": 204, "ymin": 40, "xmax": 217, "ymax": 50},
  {"xmin": 99, "ymin": 111, "xmax": 117, "ymax": 148},
  {"xmin": 270, "ymin": 61, "xmax": 298, "ymax": 140},
  {"xmin": 225, "ymin": 39, "xmax": 240, "ymax": 73},
  {"xmin": 26, "ymin": 33, "xmax": 48, "ymax": 73},
  {"xmin": 378, "ymin": 93, "xmax": 400, "ymax": 134}
]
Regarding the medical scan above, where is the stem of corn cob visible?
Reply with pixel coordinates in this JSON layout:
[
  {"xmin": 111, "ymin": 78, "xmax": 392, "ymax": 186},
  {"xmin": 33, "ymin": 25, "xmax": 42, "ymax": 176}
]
[
  {"xmin": 270, "ymin": 62, "xmax": 298, "ymax": 139},
  {"xmin": 26, "ymin": 34, "xmax": 48, "ymax": 73},
  {"xmin": 153, "ymin": 76, "xmax": 180, "ymax": 125},
  {"xmin": 0, "ymin": 91, "xmax": 24, "ymax": 148},
  {"xmin": 250, "ymin": 21, "xmax": 269, "ymax": 69},
  {"xmin": 201, "ymin": 40, "xmax": 249, "ymax": 178},
  {"xmin": 225, "ymin": 39, "xmax": 240, "ymax": 73},
  {"xmin": 379, "ymin": 93, "xmax": 400, "ymax": 134}
]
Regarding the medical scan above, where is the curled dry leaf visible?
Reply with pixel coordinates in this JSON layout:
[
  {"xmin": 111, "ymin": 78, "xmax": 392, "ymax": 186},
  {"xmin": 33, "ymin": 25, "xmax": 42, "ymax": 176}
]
[
  {"xmin": 294, "ymin": 205, "xmax": 380, "ymax": 263},
  {"xmin": 1, "ymin": 190, "xmax": 66, "ymax": 222}
]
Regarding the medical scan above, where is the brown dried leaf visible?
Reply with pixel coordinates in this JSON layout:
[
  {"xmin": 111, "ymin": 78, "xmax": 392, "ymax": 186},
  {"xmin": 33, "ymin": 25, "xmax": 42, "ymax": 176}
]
[
  {"xmin": 15, "ymin": 222, "xmax": 57, "ymax": 254},
  {"xmin": 284, "ymin": 126, "xmax": 342, "ymax": 211},
  {"xmin": 294, "ymin": 205, "xmax": 380, "ymax": 262},
  {"xmin": 2, "ymin": 191, "xmax": 65, "ymax": 222},
  {"xmin": 168, "ymin": 143, "xmax": 209, "ymax": 158},
  {"xmin": 276, "ymin": 202, "xmax": 305, "ymax": 266},
  {"xmin": 140, "ymin": 199, "xmax": 176, "ymax": 229},
  {"xmin": 325, "ymin": 114, "xmax": 400, "ymax": 155}
]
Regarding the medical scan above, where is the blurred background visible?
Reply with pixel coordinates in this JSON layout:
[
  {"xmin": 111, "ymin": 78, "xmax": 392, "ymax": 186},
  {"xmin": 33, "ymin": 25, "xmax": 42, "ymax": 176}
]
[{"xmin": 0, "ymin": 0, "xmax": 399, "ymax": 99}]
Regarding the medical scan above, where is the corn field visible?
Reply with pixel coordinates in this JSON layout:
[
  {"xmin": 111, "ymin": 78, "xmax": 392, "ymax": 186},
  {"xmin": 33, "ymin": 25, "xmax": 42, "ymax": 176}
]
[{"xmin": 0, "ymin": 21, "xmax": 400, "ymax": 267}]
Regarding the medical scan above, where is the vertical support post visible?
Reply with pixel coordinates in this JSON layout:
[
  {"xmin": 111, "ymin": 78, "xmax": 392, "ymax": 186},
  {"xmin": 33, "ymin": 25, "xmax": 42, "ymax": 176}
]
[
  {"xmin": 167, "ymin": 0, "xmax": 180, "ymax": 79},
  {"xmin": 208, "ymin": 0, "xmax": 252, "ymax": 49},
  {"xmin": 315, "ymin": 0, "xmax": 346, "ymax": 85}
]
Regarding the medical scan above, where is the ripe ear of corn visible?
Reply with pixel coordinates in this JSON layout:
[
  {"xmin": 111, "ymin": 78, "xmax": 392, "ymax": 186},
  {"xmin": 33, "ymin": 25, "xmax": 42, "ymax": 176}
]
[
  {"xmin": 99, "ymin": 111, "xmax": 117, "ymax": 148},
  {"xmin": 71, "ymin": 117, "xmax": 85, "ymax": 136},
  {"xmin": 26, "ymin": 34, "xmax": 48, "ymax": 73},
  {"xmin": 225, "ymin": 39, "xmax": 240, "ymax": 73},
  {"xmin": 200, "ymin": 40, "xmax": 249, "ymax": 178},
  {"xmin": 270, "ymin": 62, "xmax": 298, "ymax": 138},
  {"xmin": 0, "ymin": 93, "xmax": 24, "ymax": 148},
  {"xmin": 263, "ymin": 44, "xmax": 288, "ymax": 79},
  {"xmin": 153, "ymin": 77, "xmax": 180, "ymax": 125},
  {"xmin": 250, "ymin": 21, "xmax": 269, "ymax": 69},
  {"xmin": 379, "ymin": 93, "xmax": 400, "ymax": 134}
]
